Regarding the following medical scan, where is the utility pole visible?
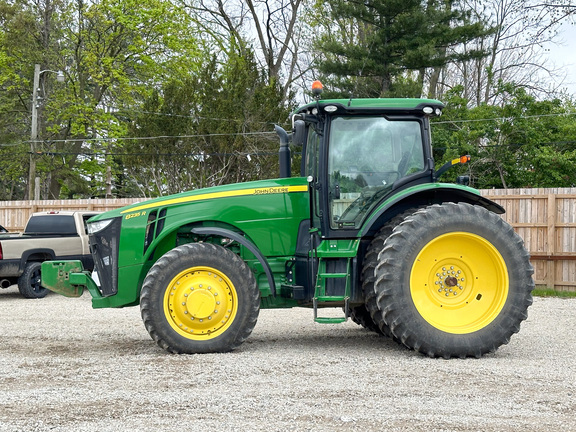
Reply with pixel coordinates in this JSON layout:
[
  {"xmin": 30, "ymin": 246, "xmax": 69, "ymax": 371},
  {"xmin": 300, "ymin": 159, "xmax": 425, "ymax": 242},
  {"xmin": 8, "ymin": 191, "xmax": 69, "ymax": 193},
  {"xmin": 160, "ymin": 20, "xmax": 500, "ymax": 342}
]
[
  {"xmin": 28, "ymin": 64, "xmax": 65, "ymax": 200},
  {"xmin": 28, "ymin": 64, "xmax": 41, "ymax": 200}
]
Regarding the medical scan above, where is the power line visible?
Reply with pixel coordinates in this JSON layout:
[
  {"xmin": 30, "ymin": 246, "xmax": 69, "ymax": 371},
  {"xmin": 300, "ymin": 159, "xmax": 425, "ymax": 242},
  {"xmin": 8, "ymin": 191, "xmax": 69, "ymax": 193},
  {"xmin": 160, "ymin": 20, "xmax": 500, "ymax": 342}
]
[
  {"xmin": 0, "ymin": 130, "xmax": 280, "ymax": 147},
  {"xmin": 434, "ymin": 111, "xmax": 576, "ymax": 125},
  {"xmin": 112, "ymin": 106, "xmax": 284, "ymax": 126},
  {"xmin": 31, "ymin": 151, "xmax": 284, "ymax": 157},
  {"xmin": 2, "ymin": 110, "xmax": 576, "ymax": 148},
  {"xmin": 25, "ymin": 131, "xmax": 279, "ymax": 144}
]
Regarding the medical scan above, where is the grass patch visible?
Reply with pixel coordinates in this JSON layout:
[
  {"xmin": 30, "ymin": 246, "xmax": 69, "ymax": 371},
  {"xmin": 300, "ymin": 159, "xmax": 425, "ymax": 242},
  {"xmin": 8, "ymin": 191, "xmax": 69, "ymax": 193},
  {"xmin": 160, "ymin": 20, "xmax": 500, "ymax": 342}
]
[{"xmin": 533, "ymin": 287, "xmax": 576, "ymax": 298}]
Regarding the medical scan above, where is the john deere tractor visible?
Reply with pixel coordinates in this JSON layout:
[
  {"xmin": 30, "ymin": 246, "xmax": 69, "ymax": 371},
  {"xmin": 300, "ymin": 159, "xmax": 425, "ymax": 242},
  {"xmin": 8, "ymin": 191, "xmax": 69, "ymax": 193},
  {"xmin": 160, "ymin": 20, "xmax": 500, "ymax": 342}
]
[{"xmin": 42, "ymin": 85, "xmax": 533, "ymax": 358}]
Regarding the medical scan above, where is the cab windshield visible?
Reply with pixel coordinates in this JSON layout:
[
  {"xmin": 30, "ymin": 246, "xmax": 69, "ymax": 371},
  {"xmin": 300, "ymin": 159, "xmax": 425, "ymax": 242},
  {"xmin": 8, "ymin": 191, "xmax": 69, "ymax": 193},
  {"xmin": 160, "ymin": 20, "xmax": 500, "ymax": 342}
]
[{"xmin": 328, "ymin": 116, "xmax": 424, "ymax": 229}]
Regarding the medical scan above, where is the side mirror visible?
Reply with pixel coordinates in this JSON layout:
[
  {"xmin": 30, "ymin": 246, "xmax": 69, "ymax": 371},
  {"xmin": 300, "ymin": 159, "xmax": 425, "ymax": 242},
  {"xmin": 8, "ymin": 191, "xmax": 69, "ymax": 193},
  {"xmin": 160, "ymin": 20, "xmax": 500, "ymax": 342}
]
[
  {"xmin": 293, "ymin": 120, "xmax": 306, "ymax": 146},
  {"xmin": 456, "ymin": 175, "xmax": 470, "ymax": 186}
]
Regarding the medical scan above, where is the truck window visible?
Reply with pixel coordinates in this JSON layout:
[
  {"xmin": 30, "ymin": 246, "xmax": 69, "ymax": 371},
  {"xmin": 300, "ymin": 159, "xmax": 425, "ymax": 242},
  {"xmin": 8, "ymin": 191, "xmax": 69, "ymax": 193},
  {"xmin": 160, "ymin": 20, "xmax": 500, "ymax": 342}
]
[
  {"xmin": 25, "ymin": 215, "xmax": 77, "ymax": 235},
  {"xmin": 328, "ymin": 116, "xmax": 424, "ymax": 229}
]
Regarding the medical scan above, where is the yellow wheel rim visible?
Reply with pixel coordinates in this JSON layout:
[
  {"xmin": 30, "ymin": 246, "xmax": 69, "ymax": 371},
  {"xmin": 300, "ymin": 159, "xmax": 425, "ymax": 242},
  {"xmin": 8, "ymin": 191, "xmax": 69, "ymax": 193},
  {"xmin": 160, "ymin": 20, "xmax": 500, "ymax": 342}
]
[
  {"xmin": 163, "ymin": 266, "xmax": 238, "ymax": 340},
  {"xmin": 410, "ymin": 232, "xmax": 509, "ymax": 334}
]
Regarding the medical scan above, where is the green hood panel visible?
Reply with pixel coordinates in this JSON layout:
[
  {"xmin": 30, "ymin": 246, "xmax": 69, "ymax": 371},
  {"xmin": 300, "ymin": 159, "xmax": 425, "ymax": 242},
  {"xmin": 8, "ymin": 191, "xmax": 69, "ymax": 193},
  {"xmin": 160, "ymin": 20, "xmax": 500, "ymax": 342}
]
[
  {"xmin": 92, "ymin": 177, "xmax": 309, "ymax": 221},
  {"xmin": 101, "ymin": 178, "xmax": 310, "ymax": 269}
]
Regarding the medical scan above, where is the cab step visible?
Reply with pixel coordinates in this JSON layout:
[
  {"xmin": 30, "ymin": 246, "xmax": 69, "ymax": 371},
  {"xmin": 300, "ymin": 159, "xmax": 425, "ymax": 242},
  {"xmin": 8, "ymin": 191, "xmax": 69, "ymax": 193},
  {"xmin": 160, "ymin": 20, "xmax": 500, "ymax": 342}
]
[
  {"xmin": 314, "ymin": 316, "xmax": 348, "ymax": 324},
  {"xmin": 313, "ymin": 296, "xmax": 349, "ymax": 324},
  {"xmin": 312, "ymin": 256, "xmax": 352, "ymax": 324}
]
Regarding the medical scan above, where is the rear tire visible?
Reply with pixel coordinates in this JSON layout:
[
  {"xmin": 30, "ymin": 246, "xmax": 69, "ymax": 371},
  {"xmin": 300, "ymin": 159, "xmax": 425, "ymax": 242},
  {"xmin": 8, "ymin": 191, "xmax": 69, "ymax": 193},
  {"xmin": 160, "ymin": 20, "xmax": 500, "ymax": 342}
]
[
  {"xmin": 348, "ymin": 304, "xmax": 382, "ymax": 334},
  {"xmin": 360, "ymin": 210, "xmax": 419, "ymax": 338},
  {"xmin": 140, "ymin": 243, "xmax": 260, "ymax": 354},
  {"xmin": 18, "ymin": 262, "xmax": 48, "ymax": 299},
  {"xmin": 371, "ymin": 203, "xmax": 534, "ymax": 358}
]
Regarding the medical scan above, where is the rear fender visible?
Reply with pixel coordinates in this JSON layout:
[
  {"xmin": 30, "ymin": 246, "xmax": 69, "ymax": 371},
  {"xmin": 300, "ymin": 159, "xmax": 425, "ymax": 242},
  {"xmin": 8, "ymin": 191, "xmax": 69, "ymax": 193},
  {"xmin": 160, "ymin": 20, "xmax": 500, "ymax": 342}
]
[
  {"xmin": 20, "ymin": 249, "xmax": 55, "ymax": 272},
  {"xmin": 359, "ymin": 184, "xmax": 504, "ymax": 238}
]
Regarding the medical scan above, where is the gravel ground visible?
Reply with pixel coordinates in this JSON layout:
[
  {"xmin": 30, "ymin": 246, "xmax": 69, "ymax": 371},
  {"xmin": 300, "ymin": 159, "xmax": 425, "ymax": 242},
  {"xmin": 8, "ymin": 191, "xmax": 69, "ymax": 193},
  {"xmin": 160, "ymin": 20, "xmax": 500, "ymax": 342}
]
[{"xmin": 1, "ymin": 286, "xmax": 575, "ymax": 432}]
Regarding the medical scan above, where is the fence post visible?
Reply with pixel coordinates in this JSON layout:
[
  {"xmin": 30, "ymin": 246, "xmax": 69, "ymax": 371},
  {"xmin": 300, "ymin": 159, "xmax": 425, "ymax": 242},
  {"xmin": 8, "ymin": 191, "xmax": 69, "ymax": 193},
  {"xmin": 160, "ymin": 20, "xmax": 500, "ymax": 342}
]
[{"xmin": 546, "ymin": 193, "xmax": 556, "ymax": 289}]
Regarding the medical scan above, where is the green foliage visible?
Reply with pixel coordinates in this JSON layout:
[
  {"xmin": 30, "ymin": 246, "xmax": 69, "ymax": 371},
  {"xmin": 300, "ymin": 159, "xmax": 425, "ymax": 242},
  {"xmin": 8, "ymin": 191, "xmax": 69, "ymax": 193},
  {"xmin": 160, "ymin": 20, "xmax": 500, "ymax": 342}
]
[
  {"xmin": 533, "ymin": 288, "xmax": 576, "ymax": 298},
  {"xmin": 123, "ymin": 40, "xmax": 293, "ymax": 196},
  {"xmin": 432, "ymin": 84, "xmax": 576, "ymax": 188},
  {"xmin": 1, "ymin": 0, "xmax": 575, "ymax": 199},
  {"xmin": 0, "ymin": 0, "xmax": 199, "ymax": 199}
]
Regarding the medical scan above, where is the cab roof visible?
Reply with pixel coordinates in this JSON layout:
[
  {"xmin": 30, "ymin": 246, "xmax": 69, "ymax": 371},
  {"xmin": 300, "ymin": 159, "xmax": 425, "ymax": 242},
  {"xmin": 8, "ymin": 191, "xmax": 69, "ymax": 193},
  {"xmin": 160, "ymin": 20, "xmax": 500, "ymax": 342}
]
[{"xmin": 295, "ymin": 98, "xmax": 444, "ymax": 116}]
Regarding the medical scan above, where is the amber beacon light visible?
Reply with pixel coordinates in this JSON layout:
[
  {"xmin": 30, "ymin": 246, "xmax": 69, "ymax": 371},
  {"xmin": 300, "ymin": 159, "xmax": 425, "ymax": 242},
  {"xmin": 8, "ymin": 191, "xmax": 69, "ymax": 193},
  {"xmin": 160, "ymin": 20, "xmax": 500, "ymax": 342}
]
[{"xmin": 311, "ymin": 80, "xmax": 323, "ymax": 97}]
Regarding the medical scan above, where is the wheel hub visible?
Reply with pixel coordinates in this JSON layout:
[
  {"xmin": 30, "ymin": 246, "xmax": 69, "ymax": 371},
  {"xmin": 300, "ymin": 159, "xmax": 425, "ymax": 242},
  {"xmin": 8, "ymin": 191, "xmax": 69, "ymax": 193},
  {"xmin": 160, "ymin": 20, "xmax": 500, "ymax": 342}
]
[
  {"xmin": 186, "ymin": 289, "xmax": 216, "ymax": 318},
  {"xmin": 164, "ymin": 267, "xmax": 237, "ymax": 339},
  {"xmin": 433, "ymin": 265, "xmax": 466, "ymax": 298}
]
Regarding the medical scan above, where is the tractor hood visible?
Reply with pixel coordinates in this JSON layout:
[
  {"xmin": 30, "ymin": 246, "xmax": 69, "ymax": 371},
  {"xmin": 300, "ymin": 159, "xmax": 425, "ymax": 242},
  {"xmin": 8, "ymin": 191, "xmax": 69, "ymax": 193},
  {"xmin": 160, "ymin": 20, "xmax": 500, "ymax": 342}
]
[{"xmin": 89, "ymin": 177, "xmax": 309, "ymax": 223}]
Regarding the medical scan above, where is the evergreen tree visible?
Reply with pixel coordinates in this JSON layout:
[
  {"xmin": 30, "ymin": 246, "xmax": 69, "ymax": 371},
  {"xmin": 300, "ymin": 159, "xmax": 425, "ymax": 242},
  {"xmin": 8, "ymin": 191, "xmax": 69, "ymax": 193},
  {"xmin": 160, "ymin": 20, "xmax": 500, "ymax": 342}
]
[{"xmin": 314, "ymin": 0, "xmax": 490, "ymax": 98}]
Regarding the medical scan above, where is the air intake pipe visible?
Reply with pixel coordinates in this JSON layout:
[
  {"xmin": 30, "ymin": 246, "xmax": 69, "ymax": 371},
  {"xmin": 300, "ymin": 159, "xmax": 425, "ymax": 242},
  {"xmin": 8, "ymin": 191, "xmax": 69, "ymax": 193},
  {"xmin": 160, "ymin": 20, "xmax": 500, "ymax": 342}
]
[{"xmin": 275, "ymin": 125, "xmax": 291, "ymax": 178}]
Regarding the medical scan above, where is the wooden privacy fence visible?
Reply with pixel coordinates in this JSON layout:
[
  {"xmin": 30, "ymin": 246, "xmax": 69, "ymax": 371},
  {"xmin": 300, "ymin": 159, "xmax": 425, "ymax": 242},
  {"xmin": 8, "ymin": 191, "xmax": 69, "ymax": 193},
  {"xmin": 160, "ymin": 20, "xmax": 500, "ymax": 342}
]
[
  {"xmin": 480, "ymin": 188, "xmax": 576, "ymax": 292},
  {"xmin": 2, "ymin": 188, "xmax": 576, "ymax": 291},
  {"xmin": 0, "ymin": 199, "xmax": 141, "ymax": 232}
]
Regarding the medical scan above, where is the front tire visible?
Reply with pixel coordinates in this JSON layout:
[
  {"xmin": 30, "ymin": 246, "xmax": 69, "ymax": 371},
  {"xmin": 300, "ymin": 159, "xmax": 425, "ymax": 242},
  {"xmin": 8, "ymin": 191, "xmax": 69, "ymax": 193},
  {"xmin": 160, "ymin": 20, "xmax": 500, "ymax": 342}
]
[
  {"xmin": 371, "ymin": 203, "xmax": 534, "ymax": 358},
  {"xmin": 18, "ymin": 262, "xmax": 48, "ymax": 299},
  {"xmin": 140, "ymin": 243, "xmax": 260, "ymax": 354}
]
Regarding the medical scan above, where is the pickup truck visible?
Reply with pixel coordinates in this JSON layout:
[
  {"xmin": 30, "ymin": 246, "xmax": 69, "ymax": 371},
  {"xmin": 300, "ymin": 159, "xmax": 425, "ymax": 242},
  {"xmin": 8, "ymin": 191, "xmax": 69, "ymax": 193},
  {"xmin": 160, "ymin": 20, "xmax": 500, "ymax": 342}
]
[{"xmin": 0, "ymin": 211, "xmax": 99, "ymax": 298}]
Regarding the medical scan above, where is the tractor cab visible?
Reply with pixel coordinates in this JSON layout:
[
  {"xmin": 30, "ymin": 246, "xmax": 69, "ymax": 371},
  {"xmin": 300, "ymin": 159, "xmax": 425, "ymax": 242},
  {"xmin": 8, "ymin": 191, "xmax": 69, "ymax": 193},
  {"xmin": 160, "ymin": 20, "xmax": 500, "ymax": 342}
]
[{"xmin": 284, "ymin": 82, "xmax": 444, "ymax": 240}]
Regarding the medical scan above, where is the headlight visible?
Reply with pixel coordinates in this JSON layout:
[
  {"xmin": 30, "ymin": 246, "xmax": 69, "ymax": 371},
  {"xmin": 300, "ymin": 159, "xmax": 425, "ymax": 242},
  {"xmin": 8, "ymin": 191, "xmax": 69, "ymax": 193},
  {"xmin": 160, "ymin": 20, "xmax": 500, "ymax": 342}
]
[{"xmin": 87, "ymin": 218, "xmax": 115, "ymax": 234}]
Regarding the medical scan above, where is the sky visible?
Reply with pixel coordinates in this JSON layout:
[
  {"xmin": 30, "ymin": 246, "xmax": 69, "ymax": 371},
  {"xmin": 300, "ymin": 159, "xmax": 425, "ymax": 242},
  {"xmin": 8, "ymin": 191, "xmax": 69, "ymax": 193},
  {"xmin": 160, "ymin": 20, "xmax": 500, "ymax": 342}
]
[{"xmin": 545, "ymin": 22, "xmax": 576, "ymax": 96}]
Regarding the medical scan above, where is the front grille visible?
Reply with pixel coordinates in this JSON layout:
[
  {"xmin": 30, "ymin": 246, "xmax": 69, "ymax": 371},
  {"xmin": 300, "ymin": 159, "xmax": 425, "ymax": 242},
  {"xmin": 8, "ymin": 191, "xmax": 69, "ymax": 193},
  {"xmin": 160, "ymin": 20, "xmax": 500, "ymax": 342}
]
[{"xmin": 89, "ymin": 217, "xmax": 121, "ymax": 297}]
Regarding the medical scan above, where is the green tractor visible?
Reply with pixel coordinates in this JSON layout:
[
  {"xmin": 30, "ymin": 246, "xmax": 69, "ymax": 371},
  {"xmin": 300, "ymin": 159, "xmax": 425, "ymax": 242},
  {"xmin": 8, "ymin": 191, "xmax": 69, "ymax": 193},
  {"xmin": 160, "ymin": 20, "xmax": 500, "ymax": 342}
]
[{"xmin": 41, "ymin": 86, "xmax": 533, "ymax": 358}]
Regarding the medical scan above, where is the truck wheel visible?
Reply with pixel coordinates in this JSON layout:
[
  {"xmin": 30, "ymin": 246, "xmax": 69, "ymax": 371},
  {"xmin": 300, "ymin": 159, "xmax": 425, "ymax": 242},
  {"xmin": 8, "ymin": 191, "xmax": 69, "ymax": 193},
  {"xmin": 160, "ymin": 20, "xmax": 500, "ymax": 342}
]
[
  {"xmin": 18, "ymin": 262, "xmax": 49, "ymax": 299},
  {"xmin": 140, "ymin": 243, "xmax": 260, "ymax": 354},
  {"xmin": 371, "ymin": 203, "xmax": 534, "ymax": 358}
]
